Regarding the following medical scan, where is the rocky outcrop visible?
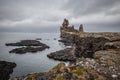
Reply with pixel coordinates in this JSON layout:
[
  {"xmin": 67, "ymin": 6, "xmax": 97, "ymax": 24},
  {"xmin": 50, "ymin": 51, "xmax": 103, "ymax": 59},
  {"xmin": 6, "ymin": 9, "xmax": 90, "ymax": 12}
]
[
  {"xmin": 58, "ymin": 33, "xmax": 75, "ymax": 46},
  {"xmin": 0, "ymin": 61, "xmax": 16, "ymax": 80},
  {"xmin": 79, "ymin": 24, "xmax": 84, "ymax": 32},
  {"xmin": 49, "ymin": 19, "xmax": 120, "ymax": 79},
  {"xmin": 9, "ymin": 46, "xmax": 49, "ymax": 54},
  {"xmin": 60, "ymin": 19, "xmax": 79, "ymax": 45},
  {"xmin": 6, "ymin": 40, "xmax": 46, "ymax": 46},
  {"xmin": 74, "ymin": 32, "xmax": 120, "ymax": 58},
  {"xmin": 104, "ymin": 41, "xmax": 120, "ymax": 49},
  {"xmin": 60, "ymin": 18, "xmax": 79, "ymax": 33},
  {"xmin": 47, "ymin": 48, "xmax": 76, "ymax": 61},
  {"xmin": 6, "ymin": 40, "xmax": 50, "ymax": 54},
  {"xmin": 62, "ymin": 18, "xmax": 69, "ymax": 28}
]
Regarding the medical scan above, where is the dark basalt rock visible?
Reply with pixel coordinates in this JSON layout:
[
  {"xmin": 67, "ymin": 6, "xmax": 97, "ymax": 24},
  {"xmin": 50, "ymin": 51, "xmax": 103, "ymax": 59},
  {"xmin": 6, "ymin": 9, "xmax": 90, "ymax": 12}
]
[
  {"xmin": 62, "ymin": 18, "xmax": 69, "ymax": 28},
  {"xmin": 60, "ymin": 19, "xmax": 83, "ymax": 46},
  {"xmin": 9, "ymin": 46, "xmax": 49, "ymax": 54},
  {"xmin": 58, "ymin": 39, "xmax": 73, "ymax": 46},
  {"xmin": 75, "ymin": 37, "xmax": 109, "ymax": 58},
  {"xmin": 47, "ymin": 48, "xmax": 76, "ymax": 61},
  {"xmin": 6, "ymin": 40, "xmax": 50, "ymax": 54},
  {"xmin": 0, "ymin": 61, "xmax": 16, "ymax": 80},
  {"xmin": 6, "ymin": 40, "xmax": 45, "ymax": 46}
]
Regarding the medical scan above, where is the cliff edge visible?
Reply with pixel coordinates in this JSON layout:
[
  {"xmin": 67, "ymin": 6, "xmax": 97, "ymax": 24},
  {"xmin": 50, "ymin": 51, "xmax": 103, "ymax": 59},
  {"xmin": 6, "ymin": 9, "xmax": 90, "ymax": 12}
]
[{"xmin": 11, "ymin": 19, "xmax": 120, "ymax": 80}]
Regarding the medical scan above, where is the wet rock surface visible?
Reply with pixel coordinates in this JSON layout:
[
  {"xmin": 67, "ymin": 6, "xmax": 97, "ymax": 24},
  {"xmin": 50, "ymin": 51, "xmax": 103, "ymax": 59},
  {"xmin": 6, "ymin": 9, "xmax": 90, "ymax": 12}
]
[
  {"xmin": 6, "ymin": 40, "xmax": 50, "ymax": 54},
  {"xmin": 10, "ymin": 46, "xmax": 49, "ymax": 54},
  {"xmin": 47, "ymin": 48, "xmax": 76, "ymax": 61},
  {"xmin": 6, "ymin": 40, "xmax": 45, "ymax": 46},
  {"xmin": 0, "ymin": 61, "xmax": 16, "ymax": 80}
]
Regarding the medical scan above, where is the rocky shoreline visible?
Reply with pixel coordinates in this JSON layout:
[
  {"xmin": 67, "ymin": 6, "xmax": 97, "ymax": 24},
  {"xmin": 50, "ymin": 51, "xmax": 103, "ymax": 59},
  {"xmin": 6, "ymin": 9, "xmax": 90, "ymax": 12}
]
[
  {"xmin": 0, "ymin": 61, "xmax": 16, "ymax": 80},
  {"xmin": 2, "ymin": 19, "xmax": 120, "ymax": 80}
]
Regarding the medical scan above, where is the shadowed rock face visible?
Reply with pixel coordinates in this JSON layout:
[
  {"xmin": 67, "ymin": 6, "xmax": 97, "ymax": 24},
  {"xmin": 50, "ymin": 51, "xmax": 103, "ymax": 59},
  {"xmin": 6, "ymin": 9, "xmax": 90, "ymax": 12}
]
[
  {"xmin": 0, "ymin": 61, "xmax": 16, "ymax": 80},
  {"xmin": 74, "ymin": 32, "xmax": 120, "ymax": 58},
  {"xmin": 75, "ymin": 37, "xmax": 109, "ymax": 58}
]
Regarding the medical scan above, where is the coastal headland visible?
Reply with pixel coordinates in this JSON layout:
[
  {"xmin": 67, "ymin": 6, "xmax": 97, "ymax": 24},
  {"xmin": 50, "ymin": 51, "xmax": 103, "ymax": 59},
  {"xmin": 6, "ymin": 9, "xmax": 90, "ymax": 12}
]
[{"xmin": 1, "ymin": 19, "xmax": 120, "ymax": 80}]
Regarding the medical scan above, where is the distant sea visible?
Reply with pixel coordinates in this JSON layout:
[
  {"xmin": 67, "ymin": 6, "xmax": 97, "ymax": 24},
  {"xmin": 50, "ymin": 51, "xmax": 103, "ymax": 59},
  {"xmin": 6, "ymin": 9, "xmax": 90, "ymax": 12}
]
[{"xmin": 0, "ymin": 32, "xmax": 68, "ymax": 77}]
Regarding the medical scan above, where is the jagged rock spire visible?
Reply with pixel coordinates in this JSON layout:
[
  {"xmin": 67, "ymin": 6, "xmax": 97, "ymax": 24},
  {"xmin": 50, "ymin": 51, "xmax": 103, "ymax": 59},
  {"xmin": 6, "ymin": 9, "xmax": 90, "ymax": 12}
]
[
  {"xmin": 62, "ymin": 18, "xmax": 69, "ymax": 28},
  {"xmin": 79, "ymin": 24, "xmax": 84, "ymax": 32}
]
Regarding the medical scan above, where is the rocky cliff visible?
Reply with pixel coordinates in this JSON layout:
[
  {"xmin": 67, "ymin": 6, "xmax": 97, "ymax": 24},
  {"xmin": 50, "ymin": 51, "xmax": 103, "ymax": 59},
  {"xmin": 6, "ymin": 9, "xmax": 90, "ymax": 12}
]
[
  {"xmin": 59, "ymin": 19, "xmax": 120, "ymax": 79},
  {"xmin": 74, "ymin": 32, "xmax": 120, "ymax": 58},
  {"xmin": 60, "ymin": 18, "xmax": 82, "ymax": 45},
  {"xmin": 10, "ymin": 19, "xmax": 120, "ymax": 80}
]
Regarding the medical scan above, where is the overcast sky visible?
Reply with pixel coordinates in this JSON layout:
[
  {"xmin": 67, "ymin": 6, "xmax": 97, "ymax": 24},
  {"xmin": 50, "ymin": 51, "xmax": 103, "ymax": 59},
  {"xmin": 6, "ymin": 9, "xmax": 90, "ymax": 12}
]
[{"xmin": 0, "ymin": 0, "xmax": 120, "ymax": 32}]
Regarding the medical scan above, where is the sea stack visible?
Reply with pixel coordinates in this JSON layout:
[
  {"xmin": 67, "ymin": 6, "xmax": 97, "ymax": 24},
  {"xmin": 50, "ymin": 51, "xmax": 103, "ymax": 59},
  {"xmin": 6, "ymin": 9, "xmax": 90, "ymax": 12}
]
[
  {"xmin": 62, "ymin": 18, "xmax": 69, "ymax": 28},
  {"xmin": 79, "ymin": 24, "xmax": 84, "ymax": 32}
]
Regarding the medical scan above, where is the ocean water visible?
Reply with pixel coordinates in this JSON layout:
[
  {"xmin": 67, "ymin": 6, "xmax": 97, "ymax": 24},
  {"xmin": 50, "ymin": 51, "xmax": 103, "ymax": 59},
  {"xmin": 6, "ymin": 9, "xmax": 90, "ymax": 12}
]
[{"xmin": 0, "ymin": 32, "xmax": 68, "ymax": 77}]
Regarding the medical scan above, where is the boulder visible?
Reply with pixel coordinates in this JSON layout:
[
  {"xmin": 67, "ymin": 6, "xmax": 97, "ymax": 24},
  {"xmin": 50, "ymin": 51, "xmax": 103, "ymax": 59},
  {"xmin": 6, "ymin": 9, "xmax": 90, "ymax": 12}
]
[{"xmin": 0, "ymin": 61, "xmax": 16, "ymax": 80}]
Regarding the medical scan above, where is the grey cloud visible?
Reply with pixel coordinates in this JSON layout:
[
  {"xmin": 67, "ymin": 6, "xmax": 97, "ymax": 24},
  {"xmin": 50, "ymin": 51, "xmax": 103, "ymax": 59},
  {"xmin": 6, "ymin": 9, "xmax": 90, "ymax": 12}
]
[
  {"xmin": 63, "ymin": 0, "xmax": 120, "ymax": 16},
  {"xmin": 0, "ymin": 0, "xmax": 119, "ymax": 32},
  {"xmin": 0, "ymin": 0, "xmax": 64, "ymax": 21},
  {"xmin": 62, "ymin": 0, "xmax": 120, "ymax": 31}
]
